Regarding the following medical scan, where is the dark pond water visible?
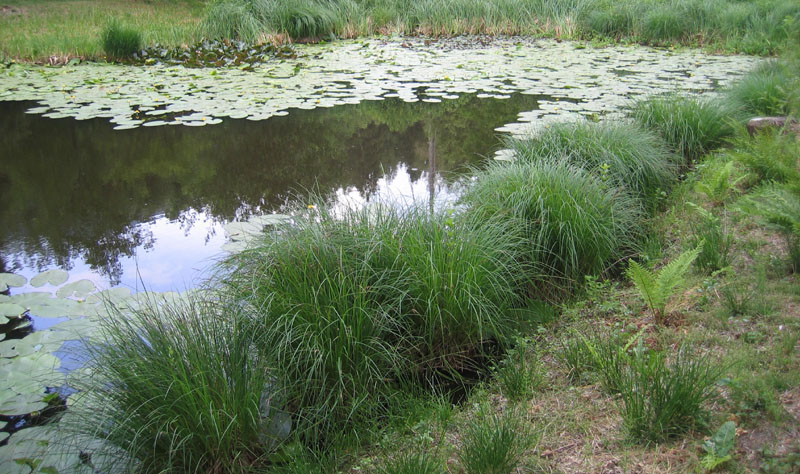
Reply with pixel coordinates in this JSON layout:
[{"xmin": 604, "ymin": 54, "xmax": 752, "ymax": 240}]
[{"xmin": 0, "ymin": 93, "xmax": 543, "ymax": 292}]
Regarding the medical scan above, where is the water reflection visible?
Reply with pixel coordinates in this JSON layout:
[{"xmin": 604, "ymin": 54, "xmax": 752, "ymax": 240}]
[{"xmin": 0, "ymin": 93, "xmax": 542, "ymax": 290}]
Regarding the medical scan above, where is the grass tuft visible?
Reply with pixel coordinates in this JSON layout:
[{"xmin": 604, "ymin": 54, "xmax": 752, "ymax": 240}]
[
  {"xmin": 101, "ymin": 18, "xmax": 142, "ymax": 58},
  {"xmin": 66, "ymin": 293, "xmax": 276, "ymax": 472},
  {"xmin": 457, "ymin": 406, "xmax": 537, "ymax": 474},
  {"xmin": 463, "ymin": 158, "xmax": 642, "ymax": 297},
  {"xmin": 629, "ymin": 93, "xmax": 735, "ymax": 163},
  {"xmin": 505, "ymin": 120, "xmax": 679, "ymax": 211}
]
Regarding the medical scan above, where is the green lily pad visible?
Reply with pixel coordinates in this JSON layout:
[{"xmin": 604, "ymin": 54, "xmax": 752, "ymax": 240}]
[
  {"xmin": 0, "ymin": 273, "xmax": 27, "ymax": 292},
  {"xmin": 56, "ymin": 279, "xmax": 97, "ymax": 299},
  {"xmin": 30, "ymin": 269, "xmax": 69, "ymax": 287}
]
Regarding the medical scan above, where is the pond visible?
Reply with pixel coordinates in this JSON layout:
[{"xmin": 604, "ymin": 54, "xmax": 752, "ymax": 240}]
[{"xmin": 0, "ymin": 37, "xmax": 756, "ymax": 470}]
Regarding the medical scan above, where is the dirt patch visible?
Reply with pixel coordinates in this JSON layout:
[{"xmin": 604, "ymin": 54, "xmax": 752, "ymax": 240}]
[{"xmin": 781, "ymin": 387, "xmax": 800, "ymax": 423}]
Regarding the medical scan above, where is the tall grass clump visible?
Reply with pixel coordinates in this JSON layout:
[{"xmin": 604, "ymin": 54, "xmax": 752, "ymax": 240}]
[
  {"xmin": 457, "ymin": 406, "xmax": 537, "ymax": 474},
  {"xmin": 463, "ymin": 159, "xmax": 641, "ymax": 297},
  {"xmin": 272, "ymin": 0, "xmax": 339, "ymax": 39},
  {"xmin": 506, "ymin": 120, "xmax": 679, "ymax": 210},
  {"xmin": 619, "ymin": 346, "xmax": 723, "ymax": 442},
  {"xmin": 222, "ymin": 204, "xmax": 410, "ymax": 445},
  {"xmin": 101, "ymin": 19, "xmax": 142, "ymax": 59},
  {"xmin": 222, "ymin": 202, "xmax": 528, "ymax": 443},
  {"xmin": 380, "ymin": 452, "xmax": 445, "ymax": 474},
  {"xmin": 688, "ymin": 204, "xmax": 733, "ymax": 274},
  {"xmin": 639, "ymin": 4, "xmax": 691, "ymax": 44},
  {"xmin": 65, "ymin": 294, "xmax": 277, "ymax": 472},
  {"xmin": 629, "ymin": 93, "xmax": 735, "ymax": 162},
  {"xmin": 724, "ymin": 60, "xmax": 800, "ymax": 117},
  {"xmin": 202, "ymin": 0, "xmax": 271, "ymax": 42}
]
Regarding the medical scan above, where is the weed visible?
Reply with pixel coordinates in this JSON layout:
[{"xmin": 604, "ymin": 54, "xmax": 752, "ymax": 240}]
[
  {"xmin": 700, "ymin": 421, "xmax": 736, "ymax": 471},
  {"xmin": 618, "ymin": 346, "xmax": 722, "ymax": 442},
  {"xmin": 101, "ymin": 19, "xmax": 142, "ymax": 59},
  {"xmin": 457, "ymin": 406, "xmax": 537, "ymax": 474},
  {"xmin": 688, "ymin": 204, "xmax": 732, "ymax": 274},
  {"xmin": 740, "ymin": 183, "xmax": 800, "ymax": 273},
  {"xmin": 626, "ymin": 245, "xmax": 702, "ymax": 324},
  {"xmin": 720, "ymin": 278, "xmax": 757, "ymax": 317},
  {"xmin": 380, "ymin": 451, "xmax": 445, "ymax": 474},
  {"xmin": 494, "ymin": 337, "xmax": 543, "ymax": 401}
]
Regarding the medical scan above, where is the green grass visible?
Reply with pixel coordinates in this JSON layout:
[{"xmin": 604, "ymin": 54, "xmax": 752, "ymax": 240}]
[
  {"xmin": 724, "ymin": 59, "xmax": 800, "ymax": 117},
  {"xmin": 380, "ymin": 452, "xmax": 446, "ymax": 474},
  {"xmin": 457, "ymin": 406, "xmax": 537, "ymax": 474},
  {"xmin": 505, "ymin": 120, "xmax": 679, "ymax": 211},
  {"xmin": 462, "ymin": 158, "xmax": 642, "ymax": 298},
  {"xmin": 65, "ymin": 293, "xmax": 276, "ymax": 472},
  {"xmin": 618, "ymin": 346, "xmax": 723, "ymax": 442},
  {"xmin": 729, "ymin": 128, "xmax": 800, "ymax": 187},
  {"xmin": 688, "ymin": 204, "xmax": 733, "ymax": 274},
  {"xmin": 0, "ymin": 0, "xmax": 202, "ymax": 61},
  {"xmin": 101, "ymin": 19, "xmax": 142, "ymax": 59},
  {"xmin": 222, "ymin": 202, "xmax": 529, "ymax": 444},
  {"xmin": 4, "ymin": 0, "xmax": 798, "ymax": 60},
  {"xmin": 740, "ymin": 183, "xmax": 800, "ymax": 273},
  {"xmin": 629, "ymin": 93, "xmax": 736, "ymax": 163}
]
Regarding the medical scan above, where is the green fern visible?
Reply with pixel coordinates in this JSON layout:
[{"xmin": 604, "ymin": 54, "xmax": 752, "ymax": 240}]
[
  {"xmin": 626, "ymin": 246, "xmax": 701, "ymax": 324},
  {"xmin": 695, "ymin": 161, "xmax": 744, "ymax": 206}
]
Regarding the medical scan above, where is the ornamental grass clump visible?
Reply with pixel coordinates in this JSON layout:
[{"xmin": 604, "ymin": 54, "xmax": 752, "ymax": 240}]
[
  {"xmin": 629, "ymin": 93, "xmax": 735, "ymax": 163},
  {"xmin": 505, "ymin": 120, "xmax": 679, "ymax": 211},
  {"xmin": 463, "ymin": 159, "xmax": 641, "ymax": 298},
  {"xmin": 223, "ymin": 202, "xmax": 529, "ymax": 444},
  {"xmin": 66, "ymin": 294, "xmax": 277, "ymax": 473},
  {"xmin": 724, "ymin": 60, "xmax": 799, "ymax": 117}
]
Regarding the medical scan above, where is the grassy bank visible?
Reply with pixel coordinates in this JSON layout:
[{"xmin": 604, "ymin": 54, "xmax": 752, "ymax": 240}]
[
  {"xmin": 57, "ymin": 49, "xmax": 800, "ymax": 472},
  {"xmin": 1, "ymin": 0, "xmax": 798, "ymax": 62}
]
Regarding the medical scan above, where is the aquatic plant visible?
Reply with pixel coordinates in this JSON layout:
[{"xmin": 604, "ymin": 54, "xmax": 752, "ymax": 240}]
[
  {"xmin": 66, "ymin": 293, "xmax": 277, "ymax": 472},
  {"xmin": 463, "ymin": 159, "xmax": 641, "ymax": 298},
  {"xmin": 506, "ymin": 120, "xmax": 679, "ymax": 211},
  {"xmin": 629, "ymin": 93, "xmax": 735, "ymax": 162},
  {"xmin": 101, "ymin": 19, "xmax": 142, "ymax": 59}
]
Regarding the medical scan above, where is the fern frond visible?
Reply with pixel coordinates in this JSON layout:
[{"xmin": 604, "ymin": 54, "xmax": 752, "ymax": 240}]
[{"xmin": 627, "ymin": 246, "xmax": 701, "ymax": 323}]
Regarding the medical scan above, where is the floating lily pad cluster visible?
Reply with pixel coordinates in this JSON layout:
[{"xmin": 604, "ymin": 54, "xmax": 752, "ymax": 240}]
[
  {"xmin": 0, "ymin": 38, "xmax": 756, "ymax": 132},
  {"xmin": 129, "ymin": 40, "xmax": 296, "ymax": 69}
]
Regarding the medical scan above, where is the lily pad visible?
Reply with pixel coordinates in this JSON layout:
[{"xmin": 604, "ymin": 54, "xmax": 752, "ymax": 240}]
[
  {"xmin": 0, "ymin": 273, "xmax": 27, "ymax": 292},
  {"xmin": 30, "ymin": 269, "xmax": 69, "ymax": 287},
  {"xmin": 56, "ymin": 279, "xmax": 97, "ymax": 299}
]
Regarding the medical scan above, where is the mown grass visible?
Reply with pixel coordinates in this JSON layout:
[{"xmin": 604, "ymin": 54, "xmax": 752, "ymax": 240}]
[{"xmin": 3, "ymin": 0, "xmax": 799, "ymax": 60}]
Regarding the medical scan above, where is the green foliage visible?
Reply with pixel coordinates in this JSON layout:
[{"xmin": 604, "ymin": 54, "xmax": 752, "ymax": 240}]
[
  {"xmin": 729, "ymin": 129, "xmax": 800, "ymax": 187},
  {"xmin": 273, "ymin": 0, "xmax": 338, "ymax": 39},
  {"xmin": 640, "ymin": 5, "xmax": 691, "ymax": 43},
  {"xmin": 740, "ymin": 183, "xmax": 800, "ymax": 272},
  {"xmin": 700, "ymin": 421, "xmax": 736, "ymax": 470},
  {"xmin": 695, "ymin": 160, "xmax": 745, "ymax": 206},
  {"xmin": 629, "ymin": 93, "xmax": 735, "ymax": 162},
  {"xmin": 202, "ymin": 0, "xmax": 271, "ymax": 42},
  {"xmin": 463, "ymin": 158, "xmax": 641, "ymax": 298},
  {"xmin": 618, "ymin": 346, "xmax": 722, "ymax": 442},
  {"xmin": 688, "ymin": 203, "xmax": 732, "ymax": 273},
  {"xmin": 380, "ymin": 452, "xmax": 445, "ymax": 474},
  {"xmin": 67, "ymin": 294, "xmax": 277, "ymax": 472},
  {"xmin": 222, "ymin": 202, "xmax": 528, "ymax": 444},
  {"xmin": 494, "ymin": 337, "xmax": 543, "ymax": 401},
  {"xmin": 626, "ymin": 245, "xmax": 701, "ymax": 323},
  {"xmin": 505, "ymin": 120, "xmax": 679, "ymax": 210},
  {"xmin": 101, "ymin": 19, "xmax": 142, "ymax": 59},
  {"xmin": 457, "ymin": 407, "xmax": 537, "ymax": 474},
  {"xmin": 724, "ymin": 59, "xmax": 800, "ymax": 117}
]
